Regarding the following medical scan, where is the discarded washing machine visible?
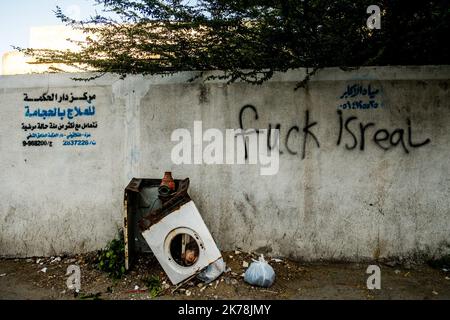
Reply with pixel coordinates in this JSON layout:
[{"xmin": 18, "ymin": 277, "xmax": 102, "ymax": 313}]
[{"xmin": 123, "ymin": 176, "xmax": 222, "ymax": 285}]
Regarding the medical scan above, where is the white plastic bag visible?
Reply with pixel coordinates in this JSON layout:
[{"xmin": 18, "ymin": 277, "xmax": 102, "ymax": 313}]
[
  {"xmin": 197, "ymin": 257, "xmax": 226, "ymax": 283},
  {"xmin": 244, "ymin": 255, "xmax": 275, "ymax": 287}
]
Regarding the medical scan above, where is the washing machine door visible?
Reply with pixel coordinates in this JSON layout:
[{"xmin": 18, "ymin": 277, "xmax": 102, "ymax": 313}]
[{"xmin": 141, "ymin": 200, "xmax": 222, "ymax": 285}]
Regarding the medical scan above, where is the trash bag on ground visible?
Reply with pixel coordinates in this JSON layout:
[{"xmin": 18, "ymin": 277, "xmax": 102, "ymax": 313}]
[
  {"xmin": 197, "ymin": 257, "xmax": 226, "ymax": 283},
  {"xmin": 244, "ymin": 255, "xmax": 275, "ymax": 287}
]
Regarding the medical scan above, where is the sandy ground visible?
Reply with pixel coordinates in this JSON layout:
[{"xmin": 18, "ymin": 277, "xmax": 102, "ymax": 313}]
[{"xmin": 1, "ymin": 251, "xmax": 449, "ymax": 300}]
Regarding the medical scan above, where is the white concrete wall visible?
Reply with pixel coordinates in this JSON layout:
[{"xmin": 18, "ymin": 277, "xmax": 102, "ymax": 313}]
[{"xmin": 1, "ymin": 66, "xmax": 449, "ymax": 261}]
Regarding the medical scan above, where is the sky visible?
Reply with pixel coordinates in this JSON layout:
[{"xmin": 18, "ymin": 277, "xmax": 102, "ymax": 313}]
[{"xmin": 0, "ymin": 0, "xmax": 101, "ymax": 67}]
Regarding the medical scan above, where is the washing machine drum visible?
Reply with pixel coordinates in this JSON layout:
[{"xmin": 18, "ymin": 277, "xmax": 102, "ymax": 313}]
[{"xmin": 141, "ymin": 200, "xmax": 222, "ymax": 285}]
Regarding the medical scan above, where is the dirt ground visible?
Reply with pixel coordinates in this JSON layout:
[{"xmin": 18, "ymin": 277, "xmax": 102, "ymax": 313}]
[{"xmin": 1, "ymin": 251, "xmax": 449, "ymax": 300}]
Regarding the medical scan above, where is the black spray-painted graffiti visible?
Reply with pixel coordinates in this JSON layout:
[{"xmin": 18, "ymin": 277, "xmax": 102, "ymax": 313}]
[
  {"xmin": 21, "ymin": 92, "xmax": 98, "ymax": 148},
  {"xmin": 239, "ymin": 105, "xmax": 430, "ymax": 158},
  {"xmin": 338, "ymin": 84, "xmax": 380, "ymax": 110},
  {"xmin": 239, "ymin": 105, "xmax": 320, "ymax": 160},
  {"xmin": 336, "ymin": 110, "xmax": 430, "ymax": 153}
]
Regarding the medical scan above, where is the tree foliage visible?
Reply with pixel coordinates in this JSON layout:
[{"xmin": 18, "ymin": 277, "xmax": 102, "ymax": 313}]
[{"xmin": 18, "ymin": 0, "xmax": 450, "ymax": 85}]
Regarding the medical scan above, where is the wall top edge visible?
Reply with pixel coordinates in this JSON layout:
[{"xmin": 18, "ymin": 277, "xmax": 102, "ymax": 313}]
[{"xmin": 1, "ymin": 65, "xmax": 449, "ymax": 89}]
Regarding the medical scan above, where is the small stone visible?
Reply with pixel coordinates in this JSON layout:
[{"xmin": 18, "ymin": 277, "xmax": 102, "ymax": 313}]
[
  {"xmin": 432, "ymin": 290, "xmax": 438, "ymax": 295},
  {"xmin": 240, "ymin": 273, "xmax": 245, "ymax": 277},
  {"xmin": 36, "ymin": 259, "xmax": 41, "ymax": 264},
  {"xmin": 186, "ymin": 290, "xmax": 191, "ymax": 296},
  {"xmin": 235, "ymin": 250, "xmax": 240, "ymax": 255},
  {"xmin": 134, "ymin": 285, "xmax": 139, "ymax": 290},
  {"xmin": 242, "ymin": 261, "xmax": 249, "ymax": 268},
  {"xmin": 272, "ymin": 258, "xmax": 283, "ymax": 263},
  {"xmin": 385, "ymin": 261, "xmax": 397, "ymax": 267},
  {"xmin": 197, "ymin": 283, "xmax": 204, "ymax": 288},
  {"xmin": 229, "ymin": 256, "xmax": 233, "ymax": 259},
  {"xmin": 39, "ymin": 267, "xmax": 47, "ymax": 273},
  {"xmin": 51, "ymin": 257, "xmax": 62, "ymax": 263},
  {"xmin": 0, "ymin": 273, "xmax": 6, "ymax": 277},
  {"xmin": 394, "ymin": 269, "xmax": 401, "ymax": 274}
]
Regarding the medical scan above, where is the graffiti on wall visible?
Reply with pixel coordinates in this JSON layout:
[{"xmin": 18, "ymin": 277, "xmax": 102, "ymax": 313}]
[
  {"xmin": 239, "ymin": 104, "xmax": 430, "ymax": 159},
  {"xmin": 21, "ymin": 92, "xmax": 98, "ymax": 147},
  {"xmin": 338, "ymin": 84, "xmax": 381, "ymax": 110}
]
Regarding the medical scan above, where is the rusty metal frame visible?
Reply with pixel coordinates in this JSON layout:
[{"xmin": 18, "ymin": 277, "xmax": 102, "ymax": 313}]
[{"xmin": 123, "ymin": 177, "xmax": 188, "ymax": 270}]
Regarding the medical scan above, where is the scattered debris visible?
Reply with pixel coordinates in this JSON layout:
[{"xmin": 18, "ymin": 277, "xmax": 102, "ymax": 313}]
[
  {"xmin": 260, "ymin": 289, "xmax": 278, "ymax": 294},
  {"xmin": 235, "ymin": 250, "xmax": 241, "ymax": 255},
  {"xmin": 50, "ymin": 257, "xmax": 61, "ymax": 263},
  {"xmin": 385, "ymin": 261, "xmax": 397, "ymax": 267},
  {"xmin": 2, "ymin": 252, "xmax": 450, "ymax": 300},
  {"xmin": 78, "ymin": 292, "xmax": 102, "ymax": 300},
  {"xmin": 272, "ymin": 258, "xmax": 283, "ymax": 263},
  {"xmin": 197, "ymin": 258, "xmax": 226, "ymax": 284},
  {"xmin": 163, "ymin": 283, "xmax": 170, "ymax": 290},
  {"xmin": 394, "ymin": 269, "xmax": 401, "ymax": 274},
  {"xmin": 0, "ymin": 273, "xmax": 6, "ymax": 277},
  {"xmin": 186, "ymin": 290, "xmax": 192, "ymax": 296},
  {"xmin": 242, "ymin": 261, "xmax": 249, "ymax": 268},
  {"xmin": 39, "ymin": 267, "xmax": 47, "ymax": 273},
  {"xmin": 432, "ymin": 290, "xmax": 439, "ymax": 295}
]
